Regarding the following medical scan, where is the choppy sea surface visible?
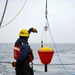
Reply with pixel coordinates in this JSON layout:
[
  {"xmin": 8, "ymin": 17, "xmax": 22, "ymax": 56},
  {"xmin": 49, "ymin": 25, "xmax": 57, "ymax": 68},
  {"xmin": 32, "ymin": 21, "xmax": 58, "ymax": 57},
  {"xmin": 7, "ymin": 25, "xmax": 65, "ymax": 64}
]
[{"xmin": 0, "ymin": 43, "xmax": 75, "ymax": 75}]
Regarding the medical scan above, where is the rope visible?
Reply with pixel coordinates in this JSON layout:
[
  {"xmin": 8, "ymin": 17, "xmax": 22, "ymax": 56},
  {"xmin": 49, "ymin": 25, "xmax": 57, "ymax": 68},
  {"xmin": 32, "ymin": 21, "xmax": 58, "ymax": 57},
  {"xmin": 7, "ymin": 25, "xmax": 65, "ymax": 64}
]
[
  {"xmin": 0, "ymin": 0, "xmax": 8, "ymax": 27},
  {"xmin": 0, "ymin": 61, "xmax": 75, "ymax": 65},
  {"xmin": 41, "ymin": 28, "xmax": 44, "ymax": 41},
  {"xmin": 41, "ymin": 26, "xmax": 49, "ymax": 46},
  {"xmin": 46, "ymin": 17, "xmax": 75, "ymax": 75},
  {"xmin": 41, "ymin": 0, "xmax": 49, "ymax": 46},
  {"xmin": 0, "ymin": 0, "xmax": 28, "ymax": 28}
]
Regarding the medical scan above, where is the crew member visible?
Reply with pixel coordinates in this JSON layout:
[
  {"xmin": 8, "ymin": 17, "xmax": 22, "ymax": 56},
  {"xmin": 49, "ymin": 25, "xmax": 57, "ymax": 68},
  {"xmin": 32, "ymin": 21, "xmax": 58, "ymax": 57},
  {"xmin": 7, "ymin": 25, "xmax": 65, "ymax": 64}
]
[{"xmin": 12, "ymin": 28, "xmax": 37, "ymax": 75}]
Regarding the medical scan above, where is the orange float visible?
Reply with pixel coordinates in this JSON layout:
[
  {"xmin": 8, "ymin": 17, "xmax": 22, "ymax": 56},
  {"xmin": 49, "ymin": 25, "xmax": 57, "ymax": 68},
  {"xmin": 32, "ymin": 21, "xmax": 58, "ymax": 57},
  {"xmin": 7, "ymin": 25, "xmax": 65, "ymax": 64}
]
[{"xmin": 38, "ymin": 47, "xmax": 54, "ymax": 65}]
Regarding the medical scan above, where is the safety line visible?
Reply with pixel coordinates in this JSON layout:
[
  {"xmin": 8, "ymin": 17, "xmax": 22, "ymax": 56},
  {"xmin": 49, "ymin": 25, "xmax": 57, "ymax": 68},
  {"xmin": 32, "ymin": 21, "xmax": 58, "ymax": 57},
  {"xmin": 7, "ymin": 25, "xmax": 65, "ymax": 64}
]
[
  {"xmin": 0, "ymin": 61, "xmax": 75, "ymax": 65},
  {"xmin": 0, "ymin": 0, "xmax": 28, "ymax": 28},
  {"xmin": 46, "ymin": 17, "xmax": 75, "ymax": 75}
]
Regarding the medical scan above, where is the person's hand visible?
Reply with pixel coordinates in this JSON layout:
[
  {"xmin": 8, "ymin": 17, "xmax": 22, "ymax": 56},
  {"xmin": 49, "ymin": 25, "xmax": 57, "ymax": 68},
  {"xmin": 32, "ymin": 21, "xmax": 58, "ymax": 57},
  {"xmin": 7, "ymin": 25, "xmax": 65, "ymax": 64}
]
[
  {"xmin": 28, "ymin": 28, "xmax": 37, "ymax": 34},
  {"xmin": 12, "ymin": 61, "xmax": 16, "ymax": 67},
  {"xmin": 32, "ymin": 28, "xmax": 37, "ymax": 33}
]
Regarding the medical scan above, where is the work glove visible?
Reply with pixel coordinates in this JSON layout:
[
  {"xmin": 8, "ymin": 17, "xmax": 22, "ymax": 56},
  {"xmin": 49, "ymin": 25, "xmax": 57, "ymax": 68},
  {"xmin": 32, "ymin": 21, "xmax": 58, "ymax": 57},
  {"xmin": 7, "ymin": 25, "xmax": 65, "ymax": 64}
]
[
  {"xmin": 28, "ymin": 28, "xmax": 37, "ymax": 34},
  {"xmin": 32, "ymin": 28, "xmax": 37, "ymax": 33},
  {"xmin": 12, "ymin": 61, "xmax": 16, "ymax": 67}
]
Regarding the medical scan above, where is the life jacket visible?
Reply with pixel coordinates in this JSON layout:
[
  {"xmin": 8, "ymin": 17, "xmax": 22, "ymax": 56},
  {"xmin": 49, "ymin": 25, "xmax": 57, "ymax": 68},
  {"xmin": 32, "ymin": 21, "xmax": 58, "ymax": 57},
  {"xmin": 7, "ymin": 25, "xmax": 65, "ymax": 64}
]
[{"xmin": 14, "ymin": 42, "xmax": 34, "ymax": 62}]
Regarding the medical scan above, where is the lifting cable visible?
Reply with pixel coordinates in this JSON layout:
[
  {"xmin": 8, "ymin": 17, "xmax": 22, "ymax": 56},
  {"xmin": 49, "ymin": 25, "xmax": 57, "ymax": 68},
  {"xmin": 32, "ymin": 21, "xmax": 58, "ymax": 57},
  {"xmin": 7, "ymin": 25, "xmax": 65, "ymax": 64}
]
[
  {"xmin": 0, "ymin": 0, "xmax": 8, "ymax": 27},
  {"xmin": 0, "ymin": 0, "xmax": 28, "ymax": 28},
  {"xmin": 44, "ymin": 0, "xmax": 75, "ymax": 75},
  {"xmin": 41, "ymin": 0, "xmax": 48, "ymax": 45}
]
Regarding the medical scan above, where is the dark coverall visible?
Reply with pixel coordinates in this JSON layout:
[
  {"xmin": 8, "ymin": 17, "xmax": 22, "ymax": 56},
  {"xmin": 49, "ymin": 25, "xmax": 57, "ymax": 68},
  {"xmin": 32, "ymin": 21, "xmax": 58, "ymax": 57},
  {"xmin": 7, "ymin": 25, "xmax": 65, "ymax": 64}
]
[{"xmin": 15, "ymin": 38, "xmax": 34, "ymax": 75}]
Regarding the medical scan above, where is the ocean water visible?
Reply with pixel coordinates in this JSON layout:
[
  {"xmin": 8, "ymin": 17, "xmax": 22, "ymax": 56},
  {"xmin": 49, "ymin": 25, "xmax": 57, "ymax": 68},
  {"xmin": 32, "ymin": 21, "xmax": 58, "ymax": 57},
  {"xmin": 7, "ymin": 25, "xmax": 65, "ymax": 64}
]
[{"xmin": 0, "ymin": 43, "xmax": 75, "ymax": 75}]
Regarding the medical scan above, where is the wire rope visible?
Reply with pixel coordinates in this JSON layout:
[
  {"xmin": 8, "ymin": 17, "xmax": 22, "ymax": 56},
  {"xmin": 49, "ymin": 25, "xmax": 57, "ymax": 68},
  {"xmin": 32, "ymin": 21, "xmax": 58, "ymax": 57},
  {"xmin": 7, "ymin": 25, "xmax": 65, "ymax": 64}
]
[
  {"xmin": 0, "ymin": 0, "xmax": 28, "ymax": 28},
  {"xmin": 0, "ymin": 0, "xmax": 8, "ymax": 27},
  {"xmin": 41, "ymin": 28, "xmax": 44, "ymax": 41}
]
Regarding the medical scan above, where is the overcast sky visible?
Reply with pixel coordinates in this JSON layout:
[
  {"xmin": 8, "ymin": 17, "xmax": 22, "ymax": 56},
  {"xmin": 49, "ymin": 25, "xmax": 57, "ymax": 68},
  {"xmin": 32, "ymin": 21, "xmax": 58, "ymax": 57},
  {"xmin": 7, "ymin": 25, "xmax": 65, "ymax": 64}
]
[{"xmin": 0, "ymin": 0, "xmax": 75, "ymax": 43}]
